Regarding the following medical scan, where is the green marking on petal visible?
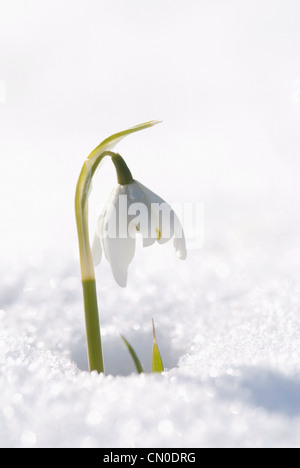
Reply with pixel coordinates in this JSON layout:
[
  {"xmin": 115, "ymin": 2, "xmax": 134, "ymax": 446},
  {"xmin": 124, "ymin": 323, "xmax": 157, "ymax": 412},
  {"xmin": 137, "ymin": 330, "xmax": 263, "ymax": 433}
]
[{"xmin": 156, "ymin": 228, "xmax": 162, "ymax": 240}]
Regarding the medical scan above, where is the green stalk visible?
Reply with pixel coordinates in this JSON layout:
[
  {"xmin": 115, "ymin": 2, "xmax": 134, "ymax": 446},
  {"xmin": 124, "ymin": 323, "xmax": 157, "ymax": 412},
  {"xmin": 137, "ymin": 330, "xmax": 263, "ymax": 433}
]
[
  {"xmin": 82, "ymin": 280, "xmax": 103, "ymax": 373},
  {"xmin": 75, "ymin": 120, "xmax": 161, "ymax": 373}
]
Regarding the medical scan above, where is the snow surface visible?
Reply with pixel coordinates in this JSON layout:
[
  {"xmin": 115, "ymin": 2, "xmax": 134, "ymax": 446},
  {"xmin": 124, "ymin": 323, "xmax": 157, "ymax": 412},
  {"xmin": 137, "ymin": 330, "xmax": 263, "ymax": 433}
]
[
  {"xmin": 1, "ymin": 195, "xmax": 300, "ymax": 448},
  {"xmin": 1, "ymin": 0, "xmax": 300, "ymax": 448}
]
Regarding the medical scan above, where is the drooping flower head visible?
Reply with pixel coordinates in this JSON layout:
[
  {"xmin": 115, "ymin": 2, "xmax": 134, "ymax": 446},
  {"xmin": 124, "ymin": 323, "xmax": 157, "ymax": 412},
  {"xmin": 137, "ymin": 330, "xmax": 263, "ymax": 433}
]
[{"xmin": 92, "ymin": 157, "xmax": 186, "ymax": 287}]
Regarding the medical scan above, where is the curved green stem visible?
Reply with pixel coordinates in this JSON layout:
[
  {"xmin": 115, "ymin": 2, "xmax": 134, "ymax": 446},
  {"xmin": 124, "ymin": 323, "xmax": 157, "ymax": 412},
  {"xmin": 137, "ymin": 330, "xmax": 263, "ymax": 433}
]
[{"xmin": 75, "ymin": 120, "xmax": 161, "ymax": 373}]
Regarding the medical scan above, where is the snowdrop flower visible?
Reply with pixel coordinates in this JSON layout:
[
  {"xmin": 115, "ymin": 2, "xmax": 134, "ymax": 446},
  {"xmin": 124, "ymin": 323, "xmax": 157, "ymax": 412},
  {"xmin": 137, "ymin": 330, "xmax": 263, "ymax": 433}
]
[
  {"xmin": 75, "ymin": 120, "xmax": 185, "ymax": 373},
  {"xmin": 92, "ymin": 174, "xmax": 187, "ymax": 287}
]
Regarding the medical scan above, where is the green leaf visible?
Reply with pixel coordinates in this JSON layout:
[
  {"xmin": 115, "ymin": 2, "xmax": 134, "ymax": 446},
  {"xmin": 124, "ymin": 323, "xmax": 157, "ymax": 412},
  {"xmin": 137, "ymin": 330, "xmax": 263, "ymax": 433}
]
[
  {"xmin": 87, "ymin": 120, "xmax": 162, "ymax": 165},
  {"xmin": 152, "ymin": 320, "xmax": 164, "ymax": 373},
  {"xmin": 120, "ymin": 334, "xmax": 144, "ymax": 374}
]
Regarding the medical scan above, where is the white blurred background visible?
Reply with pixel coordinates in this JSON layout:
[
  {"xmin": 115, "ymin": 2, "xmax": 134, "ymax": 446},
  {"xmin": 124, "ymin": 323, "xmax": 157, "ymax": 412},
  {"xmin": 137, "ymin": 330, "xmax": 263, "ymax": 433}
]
[
  {"xmin": 1, "ymin": 2, "xmax": 300, "ymax": 447},
  {"xmin": 0, "ymin": 0, "xmax": 299, "ymax": 268}
]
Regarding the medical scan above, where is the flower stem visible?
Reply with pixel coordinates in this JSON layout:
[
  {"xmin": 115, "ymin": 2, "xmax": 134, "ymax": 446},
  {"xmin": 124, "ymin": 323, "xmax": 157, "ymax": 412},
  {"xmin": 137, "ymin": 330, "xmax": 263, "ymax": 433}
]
[
  {"xmin": 82, "ymin": 279, "xmax": 104, "ymax": 373},
  {"xmin": 111, "ymin": 154, "xmax": 134, "ymax": 185},
  {"xmin": 75, "ymin": 120, "xmax": 161, "ymax": 374},
  {"xmin": 75, "ymin": 159, "xmax": 104, "ymax": 372},
  {"xmin": 75, "ymin": 153, "xmax": 132, "ymax": 373}
]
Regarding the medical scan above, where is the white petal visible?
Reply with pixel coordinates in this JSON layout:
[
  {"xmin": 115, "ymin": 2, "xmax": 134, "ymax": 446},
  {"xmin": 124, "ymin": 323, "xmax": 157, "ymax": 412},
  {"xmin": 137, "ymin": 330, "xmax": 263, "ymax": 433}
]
[
  {"xmin": 102, "ymin": 236, "xmax": 136, "ymax": 287},
  {"xmin": 142, "ymin": 236, "xmax": 156, "ymax": 248},
  {"xmin": 172, "ymin": 209, "xmax": 187, "ymax": 259},
  {"xmin": 126, "ymin": 180, "xmax": 145, "ymax": 203},
  {"xmin": 135, "ymin": 180, "xmax": 187, "ymax": 258},
  {"xmin": 100, "ymin": 184, "xmax": 136, "ymax": 287},
  {"xmin": 174, "ymin": 233, "xmax": 187, "ymax": 260},
  {"xmin": 91, "ymin": 232, "xmax": 102, "ymax": 266},
  {"xmin": 91, "ymin": 186, "xmax": 121, "ymax": 266},
  {"xmin": 134, "ymin": 180, "xmax": 166, "ymax": 205},
  {"xmin": 154, "ymin": 202, "xmax": 174, "ymax": 245},
  {"xmin": 126, "ymin": 182, "xmax": 156, "ymax": 247},
  {"xmin": 134, "ymin": 181, "xmax": 174, "ymax": 244}
]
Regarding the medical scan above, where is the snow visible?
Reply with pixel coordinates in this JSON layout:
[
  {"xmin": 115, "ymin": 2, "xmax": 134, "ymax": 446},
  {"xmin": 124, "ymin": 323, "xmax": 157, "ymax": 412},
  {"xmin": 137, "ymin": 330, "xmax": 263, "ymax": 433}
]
[
  {"xmin": 1, "ymin": 0, "xmax": 300, "ymax": 448},
  {"xmin": 1, "ymin": 199, "xmax": 300, "ymax": 448}
]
